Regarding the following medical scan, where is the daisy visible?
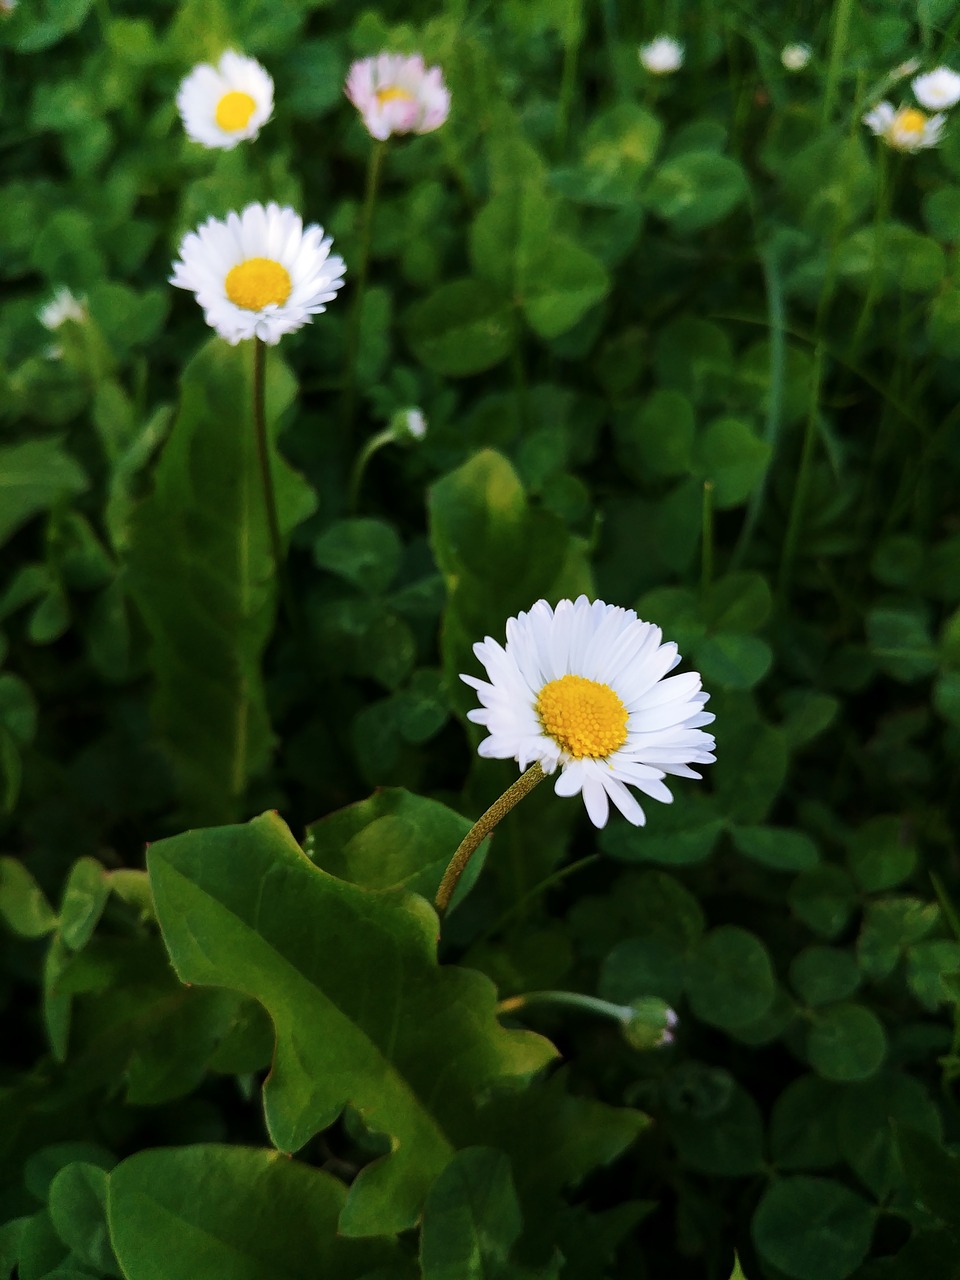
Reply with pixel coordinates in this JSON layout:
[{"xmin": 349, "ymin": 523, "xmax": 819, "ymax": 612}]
[
  {"xmin": 170, "ymin": 202, "xmax": 346, "ymax": 345},
  {"xmin": 462, "ymin": 596, "xmax": 716, "ymax": 829},
  {"xmin": 639, "ymin": 36, "xmax": 684, "ymax": 76},
  {"xmin": 863, "ymin": 101, "xmax": 945, "ymax": 151},
  {"xmin": 400, "ymin": 407, "xmax": 427, "ymax": 440},
  {"xmin": 781, "ymin": 44, "xmax": 812, "ymax": 72},
  {"xmin": 176, "ymin": 50, "xmax": 274, "ymax": 150},
  {"xmin": 345, "ymin": 53, "xmax": 451, "ymax": 140},
  {"xmin": 38, "ymin": 287, "xmax": 87, "ymax": 331},
  {"xmin": 0, "ymin": 0, "xmax": 18, "ymax": 14},
  {"xmin": 912, "ymin": 67, "xmax": 960, "ymax": 111}
]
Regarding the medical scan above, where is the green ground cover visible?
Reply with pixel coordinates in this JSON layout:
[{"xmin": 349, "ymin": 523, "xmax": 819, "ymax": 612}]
[{"xmin": 1, "ymin": 0, "xmax": 960, "ymax": 1276}]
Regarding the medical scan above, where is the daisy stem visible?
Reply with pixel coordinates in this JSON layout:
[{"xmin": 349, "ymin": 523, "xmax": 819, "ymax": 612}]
[
  {"xmin": 252, "ymin": 338, "xmax": 288, "ymax": 608},
  {"xmin": 778, "ymin": 340, "xmax": 825, "ymax": 599},
  {"xmin": 348, "ymin": 426, "xmax": 394, "ymax": 512},
  {"xmin": 497, "ymin": 990, "xmax": 632, "ymax": 1024},
  {"xmin": 555, "ymin": 0, "xmax": 584, "ymax": 154},
  {"xmin": 342, "ymin": 139, "xmax": 386, "ymax": 439},
  {"xmin": 821, "ymin": 0, "xmax": 855, "ymax": 127},
  {"xmin": 434, "ymin": 762, "xmax": 545, "ymax": 917}
]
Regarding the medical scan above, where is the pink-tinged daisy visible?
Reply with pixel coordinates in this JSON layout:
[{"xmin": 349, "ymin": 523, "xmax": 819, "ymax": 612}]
[
  {"xmin": 462, "ymin": 596, "xmax": 716, "ymax": 829},
  {"xmin": 345, "ymin": 53, "xmax": 450, "ymax": 140}
]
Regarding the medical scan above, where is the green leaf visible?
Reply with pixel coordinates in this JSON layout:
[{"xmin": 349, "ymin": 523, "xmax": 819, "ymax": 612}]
[
  {"xmin": 0, "ymin": 857, "xmax": 57, "ymax": 938},
  {"xmin": 857, "ymin": 896, "xmax": 940, "ymax": 980},
  {"xmin": 646, "ymin": 151, "xmax": 749, "ymax": 234},
  {"xmin": 846, "ymin": 816, "xmax": 917, "ymax": 892},
  {"xmin": 304, "ymin": 787, "xmax": 486, "ymax": 910},
  {"xmin": 0, "ymin": 437, "xmax": 87, "ymax": 548},
  {"xmin": 865, "ymin": 607, "xmax": 936, "ymax": 682},
  {"xmin": 839, "ymin": 222, "xmax": 945, "ymax": 295},
  {"xmin": 731, "ymin": 826, "xmax": 821, "ymax": 872},
  {"xmin": 696, "ymin": 417, "xmax": 771, "ymax": 508},
  {"xmin": 313, "ymin": 519, "xmax": 402, "ymax": 596},
  {"xmin": 696, "ymin": 633, "xmax": 772, "ymax": 690},
  {"xmin": 906, "ymin": 939, "xmax": 960, "ymax": 1009},
  {"xmin": 789, "ymin": 947, "xmax": 860, "ymax": 1006},
  {"xmin": 48, "ymin": 1163, "xmax": 118, "ymax": 1276},
  {"xmin": 790, "ymin": 866, "xmax": 858, "ymax": 939},
  {"xmin": 703, "ymin": 572, "xmax": 772, "ymax": 633},
  {"xmin": 107, "ymin": 1145, "xmax": 408, "ymax": 1280},
  {"xmin": 519, "ymin": 237, "xmax": 610, "ymax": 340},
  {"xmin": 407, "ymin": 279, "xmax": 514, "ymax": 376},
  {"xmin": 124, "ymin": 340, "xmax": 315, "ymax": 823},
  {"xmin": 770, "ymin": 1076, "xmax": 843, "ymax": 1171},
  {"xmin": 614, "ymin": 390, "xmax": 696, "ymax": 480},
  {"xmin": 600, "ymin": 937, "xmax": 687, "ymax": 1005},
  {"xmin": 687, "ymin": 926, "xmax": 776, "ymax": 1030},
  {"xmin": 667, "ymin": 1080, "xmax": 765, "ymax": 1177},
  {"xmin": 806, "ymin": 1002, "xmax": 887, "ymax": 1082},
  {"xmin": 557, "ymin": 103, "xmax": 662, "ymax": 206},
  {"xmin": 838, "ymin": 1073, "xmax": 941, "ymax": 1199},
  {"xmin": 420, "ymin": 1147, "xmax": 542, "ymax": 1280},
  {"xmin": 147, "ymin": 813, "xmax": 555, "ymax": 1236},
  {"xmin": 599, "ymin": 793, "xmax": 723, "ymax": 867},
  {"xmin": 897, "ymin": 1126, "xmax": 960, "ymax": 1234},
  {"xmin": 59, "ymin": 858, "xmax": 110, "ymax": 951},
  {"xmin": 751, "ymin": 1176, "xmax": 876, "ymax": 1280}
]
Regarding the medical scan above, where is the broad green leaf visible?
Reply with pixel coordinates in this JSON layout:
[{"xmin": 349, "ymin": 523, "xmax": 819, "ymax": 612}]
[
  {"xmin": 789, "ymin": 947, "xmax": 860, "ymax": 1006},
  {"xmin": 696, "ymin": 633, "xmax": 772, "ymax": 690},
  {"xmin": 846, "ymin": 816, "xmax": 917, "ymax": 892},
  {"xmin": 897, "ymin": 1127, "xmax": 960, "ymax": 1235},
  {"xmin": 614, "ymin": 390, "xmax": 695, "ymax": 480},
  {"xmin": 696, "ymin": 417, "xmax": 771, "ymax": 508},
  {"xmin": 599, "ymin": 793, "xmax": 723, "ymax": 866},
  {"xmin": 406, "ymin": 279, "xmax": 514, "ymax": 376},
  {"xmin": 646, "ymin": 151, "xmax": 749, "ymax": 234},
  {"xmin": 107, "ymin": 1145, "xmax": 408, "ymax": 1280},
  {"xmin": 600, "ymin": 937, "xmax": 687, "ymax": 1005},
  {"xmin": 59, "ymin": 857, "xmax": 110, "ymax": 951},
  {"xmin": 703, "ymin": 572, "xmax": 773, "ymax": 633},
  {"xmin": 906, "ymin": 939, "xmax": 960, "ymax": 1009},
  {"xmin": 557, "ymin": 103, "xmax": 662, "ymax": 206},
  {"xmin": 0, "ymin": 438, "xmax": 87, "ymax": 548},
  {"xmin": 519, "ymin": 237, "xmax": 610, "ymax": 340},
  {"xmin": 666, "ymin": 1080, "xmax": 765, "ymax": 1177},
  {"xmin": 838, "ymin": 222, "xmax": 945, "ymax": 296},
  {"xmin": 25, "ymin": 1143, "xmax": 116, "ymax": 1200},
  {"xmin": 687, "ymin": 926, "xmax": 776, "ymax": 1030},
  {"xmin": 865, "ymin": 607, "xmax": 936, "ymax": 682},
  {"xmin": 838, "ymin": 1073, "xmax": 941, "ymax": 1199},
  {"xmin": 806, "ymin": 1002, "xmax": 887, "ymax": 1082},
  {"xmin": 0, "ymin": 857, "xmax": 56, "ymax": 938},
  {"xmin": 124, "ymin": 340, "xmax": 315, "ymax": 823},
  {"xmin": 857, "ymin": 897, "xmax": 940, "ymax": 980},
  {"xmin": 751, "ymin": 1176, "xmax": 876, "ymax": 1280},
  {"xmin": 770, "ymin": 1076, "xmax": 844, "ymax": 1171},
  {"xmin": 731, "ymin": 826, "xmax": 821, "ymax": 872},
  {"xmin": 313, "ymin": 519, "xmax": 403, "ymax": 596},
  {"xmin": 304, "ymin": 787, "xmax": 487, "ymax": 909},
  {"xmin": 147, "ymin": 813, "xmax": 555, "ymax": 1236},
  {"xmin": 789, "ymin": 866, "xmax": 858, "ymax": 939},
  {"xmin": 48, "ymin": 1163, "xmax": 118, "ymax": 1276}
]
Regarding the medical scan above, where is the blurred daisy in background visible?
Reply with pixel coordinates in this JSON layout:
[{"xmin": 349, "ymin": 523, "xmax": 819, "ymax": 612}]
[
  {"xmin": 177, "ymin": 50, "xmax": 274, "ymax": 150},
  {"xmin": 0, "ymin": 0, "xmax": 18, "ymax": 15},
  {"xmin": 345, "ymin": 53, "xmax": 451, "ymax": 140},
  {"xmin": 170, "ymin": 202, "xmax": 345, "ymax": 345},
  {"xmin": 912, "ymin": 67, "xmax": 960, "ymax": 111},
  {"xmin": 863, "ymin": 101, "xmax": 945, "ymax": 151},
  {"xmin": 639, "ymin": 36, "xmax": 684, "ymax": 75},
  {"xmin": 462, "ymin": 596, "xmax": 715, "ymax": 829},
  {"xmin": 38, "ymin": 287, "xmax": 87, "ymax": 331},
  {"xmin": 781, "ymin": 43, "xmax": 812, "ymax": 72}
]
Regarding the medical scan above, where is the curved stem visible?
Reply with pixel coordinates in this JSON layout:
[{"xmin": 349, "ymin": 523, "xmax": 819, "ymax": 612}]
[
  {"xmin": 253, "ymin": 339, "xmax": 284, "ymax": 581},
  {"xmin": 348, "ymin": 427, "xmax": 394, "ymax": 513},
  {"xmin": 342, "ymin": 139, "xmax": 386, "ymax": 439},
  {"xmin": 434, "ymin": 763, "xmax": 545, "ymax": 917},
  {"xmin": 778, "ymin": 341, "xmax": 825, "ymax": 599},
  {"xmin": 497, "ymin": 990, "xmax": 633, "ymax": 1023}
]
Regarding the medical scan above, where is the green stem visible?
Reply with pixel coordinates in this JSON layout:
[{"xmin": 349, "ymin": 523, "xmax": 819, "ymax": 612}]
[
  {"xmin": 821, "ymin": 0, "xmax": 855, "ymax": 128},
  {"xmin": 348, "ymin": 427, "xmax": 394, "ymax": 512},
  {"xmin": 555, "ymin": 0, "xmax": 583, "ymax": 153},
  {"xmin": 434, "ymin": 763, "xmax": 545, "ymax": 917},
  {"xmin": 497, "ymin": 990, "xmax": 633, "ymax": 1023},
  {"xmin": 700, "ymin": 480, "xmax": 714, "ymax": 593},
  {"xmin": 778, "ymin": 341, "xmax": 825, "ymax": 599},
  {"xmin": 342, "ymin": 139, "xmax": 386, "ymax": 438},
  {"xmin": 253, "ymin": 339, "xmax": 284, "ymax": 582}
]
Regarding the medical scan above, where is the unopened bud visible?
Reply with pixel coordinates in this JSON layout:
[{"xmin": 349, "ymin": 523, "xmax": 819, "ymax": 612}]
[{"xmin": 621, "ymin": 997, "xmax": 678, "ymax": 1051}]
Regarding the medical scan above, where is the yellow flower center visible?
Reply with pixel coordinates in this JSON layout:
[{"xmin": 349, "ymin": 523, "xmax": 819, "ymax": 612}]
[
  {"xmin": 225, "ymin": 258, "xmax": 291, "ymax": 311},
  {"xmin": 894, "ymin": 108, "xmax": 927, "ymax": 136},
  {"xmin": 536, "ymin": 674, "xmax": 629, "ymax": 760},
  {"xmin": 215, "ymin": 90, "xmax": 258, "ymax": 132},
  {"xmin": 376, "ymin": 86, "xmax": 415, "ymax": 106}
]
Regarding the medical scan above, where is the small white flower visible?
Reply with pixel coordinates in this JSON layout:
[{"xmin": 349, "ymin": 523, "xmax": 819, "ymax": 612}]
[
  {"xmin": 176, "ymin": 50, "xmax": 274, "ymax": 151},
  {"xmin": 639, "ymin": 36, "xmax": 684, "ymax": 76},
  {"xmin": 345, "ymin": 53, "xmax": 451, "ymax": 141},
  {"xmin": 781, "ymin": 43, "xmax": 812, "ymax": 72},
  {"xmin": 912, "ymin": 67, "xmax": 960, "ymax": 111},
  {"xmin": 401, "ymin": 407, "xmax": 427, "ymax": 440},
  {"xmin": 38, "ymin": 287, "xmax": 87, "ymax": 331},
  {"xmin": 170, "ymin": 201, "xmax": 346, "ymax": 345},
  {"xmin": 462, "ymin": 596, "xmax": 716, "ymax": 829},
  {"xmin": 863, "ymin": 100, "xmax": 945, "ymax": 151}
]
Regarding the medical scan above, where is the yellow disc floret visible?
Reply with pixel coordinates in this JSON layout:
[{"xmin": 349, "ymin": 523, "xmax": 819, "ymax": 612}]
[
  {"xmin": 894, "ymin": 107, "xmax": 927, "ymax": 136},
  {"xmin": 215, "ymin": 90, "xmax": 258, "ymax": 132},
  {"xmin": 225, "ymin": 258, "xmax": 292, "ymax": 311},
  {"xmin": 376, "ymin": 86, "xmax": 415, "ymax": 106},
  {"xmin": 536, "ymin": 674, "xmax": 629, "ymax": 760}
]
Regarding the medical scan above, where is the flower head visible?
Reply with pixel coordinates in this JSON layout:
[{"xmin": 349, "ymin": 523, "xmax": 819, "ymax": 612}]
[
  {"xmin": 0, "ymin": 0, "xmax": 18, "ymax": 15},
  {"xmin": 170, "ymin": 201, "xmax": 345, "ymax": 345},
  {"xmin": 639, "ymin": 36, "xmax": 684, "ymax": 76},
  {"xmin": 176, "ymin": 50, "xmax": 274, "ymax": 150},
  {"xmin": 38, "ymin": 287, "xmax": 88, "ymax": 331},
  {"xmin": 912, "ymin": 67, "xmax": 960, "ymax": 111},
  {"xmin": 863, "ymin": 100, "xmax": 945, "ymax": 151},
  {"xmin": 345, "ymin": 53, "xmax": 450, "ymax": 140},
  {"xmin": 462, "ymin": 596, "xmax": 716, "ymax": 829},
  {"xmin": 399, "ymin": 407, "xmax": 427, "ymax": 440},
  {"xmin": 781, "ymin": 43, "xmax": 812, "ymax": 72},
  {"xmin": 622, "ymin": 999, "xmax": 679, "ymax": 1051}
]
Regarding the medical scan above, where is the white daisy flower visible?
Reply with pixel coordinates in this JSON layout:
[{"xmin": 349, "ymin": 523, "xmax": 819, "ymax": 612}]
[
  {"xmin": 176, "ymin": 50, "xmax": 274, "ymax": 151},
  {"xmin": 862, "ymin": 100, "xmax": 945, "ymax": 151},
  {"xmin": 0, "ymin": 0, "xmax": 18, "ymax": 15},
  {"xmin": 345, "ymin": 53, "xmax": 451, "ymax": 140},
  {"xmin": 400, "ymin": 407, "xmax": 427, "ymax": 440},
  {"xmin": 639, "ymin": 36, "xmax": 684, "ymax": 76},
  {"xmin": 781, "ymin": 43, "xmax": 812, "ymax": 72},
  {"xmin": 912, "ymin": 67, "xmax": 960, "ymax": 111},
  {"xmin": 38, "ymin": 287, "xmax": 87, "ymax": 331},
  {"xmin": 462, "ymin": 596, "xmax": 716, "ymax": 829},
  {"xmin": 170, "ymin": 201, "xmax": 346, "ymax": 345}
]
